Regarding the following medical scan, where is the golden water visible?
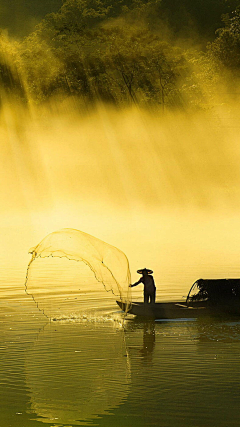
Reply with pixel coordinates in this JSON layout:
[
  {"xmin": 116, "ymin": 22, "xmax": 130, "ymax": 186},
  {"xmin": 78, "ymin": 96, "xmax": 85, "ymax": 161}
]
[{"xmin": 2, "ymin": 272, "xmax": 240, "ymax": 427}]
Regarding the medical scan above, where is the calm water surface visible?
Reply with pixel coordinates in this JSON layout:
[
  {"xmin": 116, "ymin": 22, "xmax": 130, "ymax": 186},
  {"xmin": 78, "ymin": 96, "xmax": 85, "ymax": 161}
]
[{"xmin": 1, "ymin": 266, "xmax": 240, "ymax": 427}]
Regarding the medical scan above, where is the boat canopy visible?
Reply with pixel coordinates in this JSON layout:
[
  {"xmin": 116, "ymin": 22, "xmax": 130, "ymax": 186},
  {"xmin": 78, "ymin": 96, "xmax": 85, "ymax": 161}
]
[{"xmin": 186, "ymin": 278, "xmax": 240, "ymax": 305}]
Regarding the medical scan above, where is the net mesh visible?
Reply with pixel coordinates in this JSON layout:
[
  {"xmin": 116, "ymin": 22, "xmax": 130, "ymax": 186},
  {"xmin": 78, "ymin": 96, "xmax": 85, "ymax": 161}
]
[{"xmin": 25, "ymin": 228, "xmax": 132, "ymax": 319}]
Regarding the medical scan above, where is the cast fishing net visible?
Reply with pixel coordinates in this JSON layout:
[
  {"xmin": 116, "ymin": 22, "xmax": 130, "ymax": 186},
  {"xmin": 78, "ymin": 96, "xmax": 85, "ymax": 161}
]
[{"xmin": 25, "ymin": 228, "xmax": 132, "ymax": 319}]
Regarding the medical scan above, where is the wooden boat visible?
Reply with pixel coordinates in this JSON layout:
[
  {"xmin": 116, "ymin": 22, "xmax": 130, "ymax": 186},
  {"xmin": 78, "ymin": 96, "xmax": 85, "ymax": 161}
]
[
  {"xmin": 116, "ymin": 300, "xmax": 240, "ymax": 319},
  {"xmin": 116, "ymin": 300, "xmax": 212, "ymax": 319},
  {"xmin": 117, "ymin": 278, "xmax": 240, "ymax": 319}
]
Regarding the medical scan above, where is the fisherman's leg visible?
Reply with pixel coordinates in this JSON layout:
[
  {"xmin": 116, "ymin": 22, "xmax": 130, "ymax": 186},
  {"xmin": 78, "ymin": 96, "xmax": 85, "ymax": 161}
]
[
  {"xmin": 144, "ymin": 291, "xmax": 149, "ymax": 304},
  {"xmin": 150, "ymin": 290, "xmax": 156, "ymax": 304}
]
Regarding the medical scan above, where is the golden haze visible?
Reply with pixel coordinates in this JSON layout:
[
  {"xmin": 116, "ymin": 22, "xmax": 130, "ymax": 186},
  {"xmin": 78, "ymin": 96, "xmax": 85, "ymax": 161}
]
[{"xmin": 1, "ymin": 99, "xmax": 240, "ymax": 299}]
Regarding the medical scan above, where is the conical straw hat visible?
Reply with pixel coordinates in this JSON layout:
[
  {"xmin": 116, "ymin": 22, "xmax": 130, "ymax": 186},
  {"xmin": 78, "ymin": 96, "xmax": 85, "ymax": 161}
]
[{"xmin": 137, "ymin": 268, "xmax": 153, "ymax": 274}]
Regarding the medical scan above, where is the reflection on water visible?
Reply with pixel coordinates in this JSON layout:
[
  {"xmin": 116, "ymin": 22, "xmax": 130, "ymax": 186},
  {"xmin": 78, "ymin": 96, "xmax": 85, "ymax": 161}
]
[
  {"xmin": 123, "ymin": 319, "xmax": 240, "ymax": 427},
  {"xmin": 141, "ymin": 323, "xmax": 156, "ymax": 359},
  {"xmin": 127, "ymin": 322, "xmax": 156, "ymax": 363},
  {"xmin": 25, "ymin": 322, "xmax": 130, "ymax": 425},
  {"xmin": 2, "ymin": 269, "xmax": 240, "ymax": 427}
]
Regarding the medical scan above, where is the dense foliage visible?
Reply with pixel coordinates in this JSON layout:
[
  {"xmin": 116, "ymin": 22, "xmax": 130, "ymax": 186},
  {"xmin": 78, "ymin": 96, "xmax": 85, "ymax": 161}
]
[{"xmin": 1, "ymin": 0, "xmax": 240, "ymax": 109}]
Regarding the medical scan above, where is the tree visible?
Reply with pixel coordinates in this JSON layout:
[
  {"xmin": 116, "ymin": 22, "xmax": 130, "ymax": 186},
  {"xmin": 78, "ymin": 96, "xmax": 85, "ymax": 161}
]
[
  {"xmin": 17, "ymin": 0, "xmax": 222, "ymax": 109},
  {"xmin": 208, "ymin": 7, "xmax": 240, "ymax": 70}
]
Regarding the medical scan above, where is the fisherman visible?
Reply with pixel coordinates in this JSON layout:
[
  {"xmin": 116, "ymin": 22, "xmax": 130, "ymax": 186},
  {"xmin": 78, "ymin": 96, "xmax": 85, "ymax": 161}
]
[{"xmin": 130, "ymin": 268, "xmax": 156, "ymax": 304}]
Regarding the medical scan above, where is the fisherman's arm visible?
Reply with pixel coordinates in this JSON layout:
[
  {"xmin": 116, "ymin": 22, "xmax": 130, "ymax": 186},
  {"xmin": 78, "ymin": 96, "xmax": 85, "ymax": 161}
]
[{"xmin": 129, "ymin": 279, "xmax": 142, "ymax": 287}]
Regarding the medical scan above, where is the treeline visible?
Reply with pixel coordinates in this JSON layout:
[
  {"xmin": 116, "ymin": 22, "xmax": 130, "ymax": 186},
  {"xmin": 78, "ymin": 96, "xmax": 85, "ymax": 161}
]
[{"xmin": 1, "ymin": 0, "xmax": 240, "ymax": 110}]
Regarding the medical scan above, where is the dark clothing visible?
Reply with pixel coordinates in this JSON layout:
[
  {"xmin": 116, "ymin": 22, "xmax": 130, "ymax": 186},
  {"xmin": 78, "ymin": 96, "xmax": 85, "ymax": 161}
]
[
  {"xmin": 132, "ymin": 274, "xmax": 156, "ymax": 304},
  {"xmin": 144, "ymin": 289, "xmax": 156, "ymax": 303}
]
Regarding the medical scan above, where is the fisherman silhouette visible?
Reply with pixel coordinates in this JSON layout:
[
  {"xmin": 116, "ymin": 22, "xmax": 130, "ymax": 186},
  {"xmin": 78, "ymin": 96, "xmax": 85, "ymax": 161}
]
[{"xmin": 130, "ymin": 268, "xmax": 156, "ymax": 303}]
